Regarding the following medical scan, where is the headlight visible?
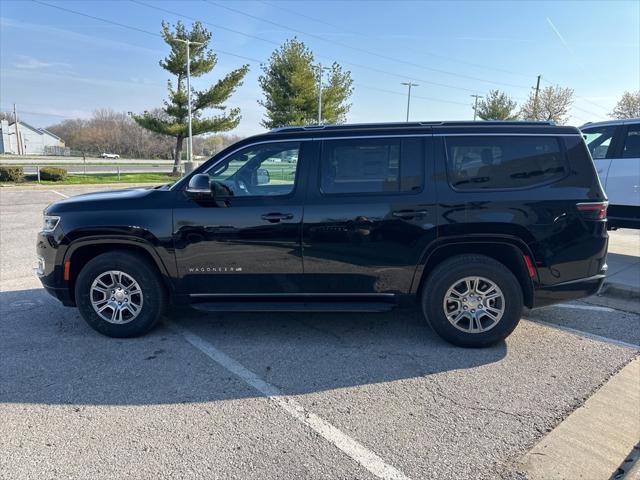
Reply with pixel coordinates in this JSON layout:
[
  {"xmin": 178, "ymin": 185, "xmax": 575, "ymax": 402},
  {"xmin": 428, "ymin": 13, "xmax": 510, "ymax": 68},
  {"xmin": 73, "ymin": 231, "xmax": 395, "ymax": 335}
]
[{"xmin": 43, "ymin": 215, "xmax": 60, "ymax": 233}]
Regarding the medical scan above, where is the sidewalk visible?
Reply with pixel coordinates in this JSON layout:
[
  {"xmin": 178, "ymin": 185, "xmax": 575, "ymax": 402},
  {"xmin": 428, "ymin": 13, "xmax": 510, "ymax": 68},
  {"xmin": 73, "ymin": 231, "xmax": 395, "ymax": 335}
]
[{"xmin": 603, "ymin": 229, "xmax": 640, "ymax": 299}]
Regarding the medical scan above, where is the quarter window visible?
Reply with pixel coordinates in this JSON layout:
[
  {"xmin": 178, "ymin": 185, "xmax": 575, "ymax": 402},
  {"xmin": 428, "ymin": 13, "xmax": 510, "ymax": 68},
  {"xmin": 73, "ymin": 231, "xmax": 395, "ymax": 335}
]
[
  {"xmin": 320, "ymin": 138, "xmax": 423, "ymax": 194},
  {"xmin": 446, "ymin": 136, "xmax": 567, "ymax": 190},
  {"xmin": 582, "ymin": 126, "xmax": 615, "ymax": 159},
  {"xmin": 622, "ymin": 125, "xmax": 640, "ymax": 158}
]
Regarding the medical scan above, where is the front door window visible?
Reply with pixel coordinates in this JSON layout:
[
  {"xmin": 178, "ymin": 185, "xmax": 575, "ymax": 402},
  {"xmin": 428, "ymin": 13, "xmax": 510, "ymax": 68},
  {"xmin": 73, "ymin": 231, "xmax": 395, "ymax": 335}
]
[{"xmin": 208, "ymin": 142, "xmax": 300, "ymax": 197}]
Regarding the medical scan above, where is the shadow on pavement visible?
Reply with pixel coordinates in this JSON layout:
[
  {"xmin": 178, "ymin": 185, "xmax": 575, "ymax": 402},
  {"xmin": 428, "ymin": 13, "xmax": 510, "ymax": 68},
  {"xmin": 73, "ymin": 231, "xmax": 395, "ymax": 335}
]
[{"xmin": 1, "ymin": 288, "xmax": 507, "ymax": 406}]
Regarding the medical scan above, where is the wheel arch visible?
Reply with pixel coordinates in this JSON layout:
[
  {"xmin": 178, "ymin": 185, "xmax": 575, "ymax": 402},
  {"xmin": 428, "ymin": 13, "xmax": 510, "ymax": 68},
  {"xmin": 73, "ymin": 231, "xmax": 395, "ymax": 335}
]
[
  {"xmin": 411, "ymin": 236, "xmax": 536, "ymax": 308},
  {"xmin": 63, "ymin": 237, "xmax": 174, "ymax": 305}
]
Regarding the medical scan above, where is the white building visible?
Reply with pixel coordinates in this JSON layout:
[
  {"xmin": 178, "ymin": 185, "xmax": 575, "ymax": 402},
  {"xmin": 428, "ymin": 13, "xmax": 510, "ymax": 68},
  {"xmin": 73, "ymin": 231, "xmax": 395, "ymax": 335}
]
[{"xmin": 0, "ymin": 120, "xmax": 67, "ymax": 155}]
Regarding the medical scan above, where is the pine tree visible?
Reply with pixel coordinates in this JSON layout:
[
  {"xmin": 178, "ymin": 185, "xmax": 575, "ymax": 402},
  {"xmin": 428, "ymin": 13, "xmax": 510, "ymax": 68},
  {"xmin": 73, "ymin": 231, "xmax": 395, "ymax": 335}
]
[
  {"xmin": 475, "ymin": 90, "xmax": 518, "ymax": 120},
  {"xmin": 258, "ymin": 38, "xmax": 353, "ymax": 129},
  {"xmin": 134, "ymin": 21, "xmax": 249, "ymax": 174}
]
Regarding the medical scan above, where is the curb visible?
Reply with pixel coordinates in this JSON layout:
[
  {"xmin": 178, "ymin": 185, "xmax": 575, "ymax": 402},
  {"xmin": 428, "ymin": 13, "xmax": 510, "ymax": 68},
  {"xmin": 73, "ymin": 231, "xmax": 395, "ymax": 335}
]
[
  {"xmin": 599, "ymin": 281, "xmax": 640, "ymax": 301},
  {"xmin": 518, "ymin": 357, "xmax": 640, "ymax": 480}
]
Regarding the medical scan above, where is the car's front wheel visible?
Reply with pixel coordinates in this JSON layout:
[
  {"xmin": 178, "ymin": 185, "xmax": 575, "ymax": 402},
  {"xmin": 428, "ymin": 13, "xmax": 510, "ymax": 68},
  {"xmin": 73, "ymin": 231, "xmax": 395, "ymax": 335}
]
[
  {"xmin": 75, "ymin": 251, "xmax": 166, "ymax": 337},
  {"xmin": 421, "ymin": 254, "xmax": 523, "ymax": 347}
]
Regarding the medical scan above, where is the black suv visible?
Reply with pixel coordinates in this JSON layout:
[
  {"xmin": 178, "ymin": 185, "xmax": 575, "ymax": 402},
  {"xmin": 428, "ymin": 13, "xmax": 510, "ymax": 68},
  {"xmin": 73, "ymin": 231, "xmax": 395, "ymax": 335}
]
[{"xmin": 37, "ymin": 122, "xmax": 608, "ymax": 347}]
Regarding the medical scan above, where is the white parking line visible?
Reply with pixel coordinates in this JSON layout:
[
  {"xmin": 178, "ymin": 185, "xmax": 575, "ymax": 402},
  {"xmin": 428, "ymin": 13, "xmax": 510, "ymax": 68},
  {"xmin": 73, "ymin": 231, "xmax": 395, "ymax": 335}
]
[
  {"xmin": 50, "ymin": 190, "xmax": 69, "ymax": 198},
  {"xmin": 524, "ymin": 319, "xmax": 640, "ymax": 351},
  {"xmin": 549, "ymin": 303, "xmax": 615, "ymax": 313},
  {"xmin": 173, "ymin": 324, "xmax": 411, "ymax": 480}
]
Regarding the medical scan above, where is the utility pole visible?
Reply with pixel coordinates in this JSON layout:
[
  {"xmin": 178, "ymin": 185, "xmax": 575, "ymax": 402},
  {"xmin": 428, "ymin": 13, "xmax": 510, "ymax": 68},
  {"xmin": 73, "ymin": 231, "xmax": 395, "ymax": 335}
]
[
  {"xmin": 470, "ymin": 94, "xmax": 482, "ymax": 121},
  {"xmin": 173, "ymin": 38, "xmax": 203, "ymax": 174},
  {"xmin": 533, "ymin": 75, "xmax": 541, "ymax": 120},
  {"xmin": 316, "ymin": 63, "xmax": 331, "ymax": 124},
  {"xmin": 401, "ymin": 81, "xmax": 419, "ymax": 122},
  {"xmin": 13, "ymin": 103, "xmax": 22, "ymax": 155}
]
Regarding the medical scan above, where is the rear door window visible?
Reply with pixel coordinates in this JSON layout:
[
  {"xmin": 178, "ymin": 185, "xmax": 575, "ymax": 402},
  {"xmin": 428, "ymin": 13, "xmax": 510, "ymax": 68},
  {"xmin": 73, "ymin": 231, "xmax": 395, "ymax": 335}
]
[
  {"xmin": 320, "ymin": 137, "xmax": 423, "ymax": 195},
  {"xmin": 445, "ymin": 136, "xmax": 567, "ymax": 190},
  {"xmin": 622, "ymin": 125, "xmax": 640, "ymax": 158}
]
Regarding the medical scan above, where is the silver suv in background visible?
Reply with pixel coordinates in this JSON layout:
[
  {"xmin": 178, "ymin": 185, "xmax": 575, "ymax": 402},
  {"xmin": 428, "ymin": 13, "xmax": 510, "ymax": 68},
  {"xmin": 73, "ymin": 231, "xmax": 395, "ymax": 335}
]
[{"xmin": 581, "ymin": 118, "xmax": 640, "ymax": 229}]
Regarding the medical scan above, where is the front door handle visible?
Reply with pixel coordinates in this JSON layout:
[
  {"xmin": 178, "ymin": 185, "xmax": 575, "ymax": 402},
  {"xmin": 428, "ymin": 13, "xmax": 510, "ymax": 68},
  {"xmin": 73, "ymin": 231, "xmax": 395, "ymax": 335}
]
[
  {"xmin": 261, "ymin": 212, "xmax": 294, "ymax": 223},
  {"xmin": 392, "ymin": 210, "xmax": 428, "ymax": 219}
]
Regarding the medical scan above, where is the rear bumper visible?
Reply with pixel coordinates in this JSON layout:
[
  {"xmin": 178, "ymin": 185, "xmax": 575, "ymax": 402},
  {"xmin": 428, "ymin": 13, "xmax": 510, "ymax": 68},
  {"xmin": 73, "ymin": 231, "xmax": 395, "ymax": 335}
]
[{"xmin": 532, "ymin": 274, "xmax": 606, "ymax": 308}]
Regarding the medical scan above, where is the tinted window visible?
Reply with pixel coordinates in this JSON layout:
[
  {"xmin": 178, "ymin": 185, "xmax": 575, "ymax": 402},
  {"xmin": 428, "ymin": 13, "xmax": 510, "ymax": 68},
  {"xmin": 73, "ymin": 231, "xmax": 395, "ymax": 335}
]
[
  {"xmin": 320, "ymin": 138, "xmax": 423, "ymax": 194},
  {"xmin": 208, "ymin": 142, "xmax": 299, "ymax": 197},
  {"xmin": 622, "ymin": 125, "xmax": 640, "ymax": 158},
  {"xmin": 582, "ymin": 126, "xmax": 616, "ymax": 159},
  {"xmin": 446, "ymin": 136, "xmax": 567, "ymax": 190}
]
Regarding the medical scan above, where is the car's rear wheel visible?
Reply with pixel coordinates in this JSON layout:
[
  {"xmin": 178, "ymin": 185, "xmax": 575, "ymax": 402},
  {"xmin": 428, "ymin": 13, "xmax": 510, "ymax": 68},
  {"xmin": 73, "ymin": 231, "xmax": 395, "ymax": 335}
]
[
  {"xmin": 75, "ymin": 251, "xmax": 166, "ymax": 337},
  {"xmin": 421, "ymin": 254, "xmax": 523, "ymax": 347}
]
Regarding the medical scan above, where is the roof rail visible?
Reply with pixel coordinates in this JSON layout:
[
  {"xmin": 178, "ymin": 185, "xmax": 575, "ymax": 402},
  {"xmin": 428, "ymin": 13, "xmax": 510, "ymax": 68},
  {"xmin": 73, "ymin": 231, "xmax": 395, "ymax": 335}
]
[{"xmin": 270, "ymin": 120, "xmax": 556, "ymax": 133}]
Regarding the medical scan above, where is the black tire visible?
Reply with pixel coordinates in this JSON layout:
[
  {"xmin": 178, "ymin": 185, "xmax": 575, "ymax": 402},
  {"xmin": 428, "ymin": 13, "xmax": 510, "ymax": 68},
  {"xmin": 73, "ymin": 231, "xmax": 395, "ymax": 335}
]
[
  {"xmin": 75, "ymin": 251, "xmax": 167, "ymax": 338},
  {"xmin": 421, "ymin": 254, "xmax": 523, "ymax": 348}
]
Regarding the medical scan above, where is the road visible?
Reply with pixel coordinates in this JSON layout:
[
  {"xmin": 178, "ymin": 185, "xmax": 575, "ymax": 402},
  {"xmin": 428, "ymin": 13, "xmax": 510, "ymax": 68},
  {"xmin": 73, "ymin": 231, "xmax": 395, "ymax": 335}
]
[{"xmin": 1, "ymin": 186, "xmax": 638, "ymax": 480}]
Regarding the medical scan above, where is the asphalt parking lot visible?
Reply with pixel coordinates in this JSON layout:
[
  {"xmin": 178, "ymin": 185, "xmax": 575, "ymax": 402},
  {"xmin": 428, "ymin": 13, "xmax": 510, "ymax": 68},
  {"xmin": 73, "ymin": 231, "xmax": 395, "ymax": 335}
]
[{"xmin": 1, "ymin": 186, "xmax": 638, "ymax": 480}]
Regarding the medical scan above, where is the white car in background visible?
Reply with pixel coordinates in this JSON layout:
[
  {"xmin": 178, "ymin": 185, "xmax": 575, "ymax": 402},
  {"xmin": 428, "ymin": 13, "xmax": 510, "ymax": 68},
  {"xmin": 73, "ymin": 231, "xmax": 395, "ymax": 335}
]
[
  {"xmin": 100, "ymin": 153, "xmax": 120, "ymax": 159},
  {"xmin": 581, "ymin": 118, "xmax": 640, "ymax": 229}
]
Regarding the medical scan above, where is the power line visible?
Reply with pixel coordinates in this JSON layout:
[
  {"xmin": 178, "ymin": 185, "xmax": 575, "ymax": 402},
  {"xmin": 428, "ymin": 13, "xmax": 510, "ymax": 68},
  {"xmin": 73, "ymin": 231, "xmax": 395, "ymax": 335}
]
[
  {"xmin": 29, "ymin": 1, "xmax": 476, "ymax": 111},
  {"xmin": 33, "ymin": 0, "xmax": 262, "ymax": 64},
  {"xmin": 29, "ymin": 0, "xmax": 608, "ymax": 123},
  {"xmin": 132, "ymin": 0, "xmax": 483, "ymax": 95},
  {"xmin": 541, "ymin": 77, "xmax": 611, "ymax": 113},
  {"xmin": 205, "ymin": 0, "xmax": 532, "ymax": 90},
  {"xmin": 259, "ymin": 0, "xmax": 536, "ymax": 80}
]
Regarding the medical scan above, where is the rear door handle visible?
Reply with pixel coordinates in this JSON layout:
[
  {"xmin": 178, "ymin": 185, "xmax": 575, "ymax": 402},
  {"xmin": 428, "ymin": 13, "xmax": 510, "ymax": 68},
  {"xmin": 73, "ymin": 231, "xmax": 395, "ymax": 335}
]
[
  {"xmin": 392, "ymin": 210, "xmax": 428, "ymax": 219},
  {"xmin": 261, "ymin": 212, "xmax": 294, "ymax": 223}
]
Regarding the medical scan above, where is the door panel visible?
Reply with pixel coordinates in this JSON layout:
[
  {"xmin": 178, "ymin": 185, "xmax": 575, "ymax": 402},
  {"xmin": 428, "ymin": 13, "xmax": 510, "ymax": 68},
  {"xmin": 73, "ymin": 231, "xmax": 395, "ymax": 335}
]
[
  {"xmin": 172, "ymin": 141, "xmax": 313, "ymax": 295},
  {"xmin": 607, "ymin": 125, "xmax": 640, "ymax": 208},
  {"xmin": 301, "ymin": 136, "xmax": 436, "ymax": 294}
]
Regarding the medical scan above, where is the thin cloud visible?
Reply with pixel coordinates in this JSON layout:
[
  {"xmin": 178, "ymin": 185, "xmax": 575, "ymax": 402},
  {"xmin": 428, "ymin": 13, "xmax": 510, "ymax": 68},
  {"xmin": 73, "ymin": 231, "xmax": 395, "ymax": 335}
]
[
  {"xmin": 13, "ymin": 56, "xmax": 70, "ymax": 70},
  {"xmin": 0, "ymin": 17, "xmax": 164, "ymax": 56}
]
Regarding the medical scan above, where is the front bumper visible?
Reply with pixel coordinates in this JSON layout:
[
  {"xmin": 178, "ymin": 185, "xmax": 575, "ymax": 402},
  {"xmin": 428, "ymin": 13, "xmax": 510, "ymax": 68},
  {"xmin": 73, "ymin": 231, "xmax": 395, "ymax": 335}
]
[
  {"xmin": 532, "ymin": 273, "xmax": 606, "ymax": 308},
  {"xmin": 36, "ymin": 230, "xmax": 73, "ymax": 305}
]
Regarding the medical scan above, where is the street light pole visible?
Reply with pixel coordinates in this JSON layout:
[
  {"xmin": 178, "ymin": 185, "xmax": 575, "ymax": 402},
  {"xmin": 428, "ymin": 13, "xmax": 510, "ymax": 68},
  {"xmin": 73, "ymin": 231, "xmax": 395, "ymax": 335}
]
[
  {"xmin": 316, "ymin": 63, "xmax": 331, "ymax": 124},
  {"xmin": 401, "ymin": 82, "xmax": 419, "ymax": 122},
  {"xmin": 173, "ymin": 38, "xmax": 203, "ymax": 173}
]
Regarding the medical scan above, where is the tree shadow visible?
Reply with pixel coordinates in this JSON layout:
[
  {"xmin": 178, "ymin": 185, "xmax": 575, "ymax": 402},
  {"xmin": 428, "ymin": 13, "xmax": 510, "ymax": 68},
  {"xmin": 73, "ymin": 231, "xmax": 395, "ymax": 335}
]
[{"xmin": 1, "ymin": 288, "xmax": 507, "ymax": 406}]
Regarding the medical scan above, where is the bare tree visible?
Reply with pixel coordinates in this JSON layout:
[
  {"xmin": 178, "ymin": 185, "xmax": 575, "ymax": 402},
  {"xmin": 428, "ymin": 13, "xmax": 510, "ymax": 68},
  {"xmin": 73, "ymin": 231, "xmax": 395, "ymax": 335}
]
[
  {"xmin": 0, "ymin": 111, "xmax": 16, "ymax": 123},
  {"xmin": 520, "ymin": 85, "xmax": 574, "ymax": 124},
  {"xmin": 611, "ymin": 91, "xmax": 640, "ymax": 119},
  {"xmin": 47, "ymin": 109, "xmax": 175, "ymax": 159}
]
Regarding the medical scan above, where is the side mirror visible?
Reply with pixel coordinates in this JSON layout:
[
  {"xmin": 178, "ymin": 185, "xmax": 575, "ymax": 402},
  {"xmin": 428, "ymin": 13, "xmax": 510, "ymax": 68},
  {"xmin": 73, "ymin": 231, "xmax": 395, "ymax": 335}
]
[
  {"xmin": 185, "ymin": 174, "xmax": 212, "ymax": 199},
  {"xmin": 256, "ymin": 168, "xmax": 270, "ymax": 185}
]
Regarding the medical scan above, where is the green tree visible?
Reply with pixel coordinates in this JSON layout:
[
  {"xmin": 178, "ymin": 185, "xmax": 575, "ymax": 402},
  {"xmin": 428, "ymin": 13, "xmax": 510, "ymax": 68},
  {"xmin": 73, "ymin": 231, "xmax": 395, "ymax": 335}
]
[
  {"xmin": 133, "ymin": 21, "xmax": 249, "ymax": 174},
  {"xmin": 611, "ymin": 91, "xmax": 640, "ymax": 119},
  {"xmin": 520, "ymin": 85, "xmax": 574, "ymax": 124},
  {"xmin": 258, "ymin": 38, "xmax": 353, "ymax": 129},
  {"xmin": 475, "ymin": 90, "xmax": 518, "ymax": 120}
]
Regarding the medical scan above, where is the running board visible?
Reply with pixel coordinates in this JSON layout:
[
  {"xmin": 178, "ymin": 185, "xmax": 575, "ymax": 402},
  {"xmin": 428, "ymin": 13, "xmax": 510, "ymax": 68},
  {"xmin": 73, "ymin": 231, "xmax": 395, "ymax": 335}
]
[{"xmin": 190, "ymin": 301, "xmax": 395, "ymax": 313}]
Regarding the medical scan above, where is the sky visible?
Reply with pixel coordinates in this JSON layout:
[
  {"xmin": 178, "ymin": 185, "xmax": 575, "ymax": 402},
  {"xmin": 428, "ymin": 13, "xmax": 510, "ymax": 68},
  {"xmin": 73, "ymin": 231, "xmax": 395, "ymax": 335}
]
[{"xmin": 1, "ymin": 0, "xmax": 639, "ymax": 136}]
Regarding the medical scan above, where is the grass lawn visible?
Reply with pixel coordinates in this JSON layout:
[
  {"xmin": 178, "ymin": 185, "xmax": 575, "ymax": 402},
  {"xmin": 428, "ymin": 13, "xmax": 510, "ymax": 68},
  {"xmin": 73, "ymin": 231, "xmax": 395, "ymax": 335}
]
[{"xmin": 3, "ymin": 173, "xmax": 178, "ymax": 186}]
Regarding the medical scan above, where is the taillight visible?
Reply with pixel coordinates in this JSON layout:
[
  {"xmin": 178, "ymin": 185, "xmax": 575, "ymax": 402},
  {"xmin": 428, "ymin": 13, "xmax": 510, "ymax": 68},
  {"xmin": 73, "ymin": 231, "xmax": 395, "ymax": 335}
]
[{"xmin": 576, "ymin": 202, "xmax": 608, "ymax": 220}]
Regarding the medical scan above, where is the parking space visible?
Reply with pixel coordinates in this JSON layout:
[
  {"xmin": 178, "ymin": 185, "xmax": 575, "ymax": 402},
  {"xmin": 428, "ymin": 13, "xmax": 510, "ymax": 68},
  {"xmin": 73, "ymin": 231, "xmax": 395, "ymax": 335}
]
[{"xmin": 1, "ymin": 186, "xmax": 638, "ymax": 479}]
